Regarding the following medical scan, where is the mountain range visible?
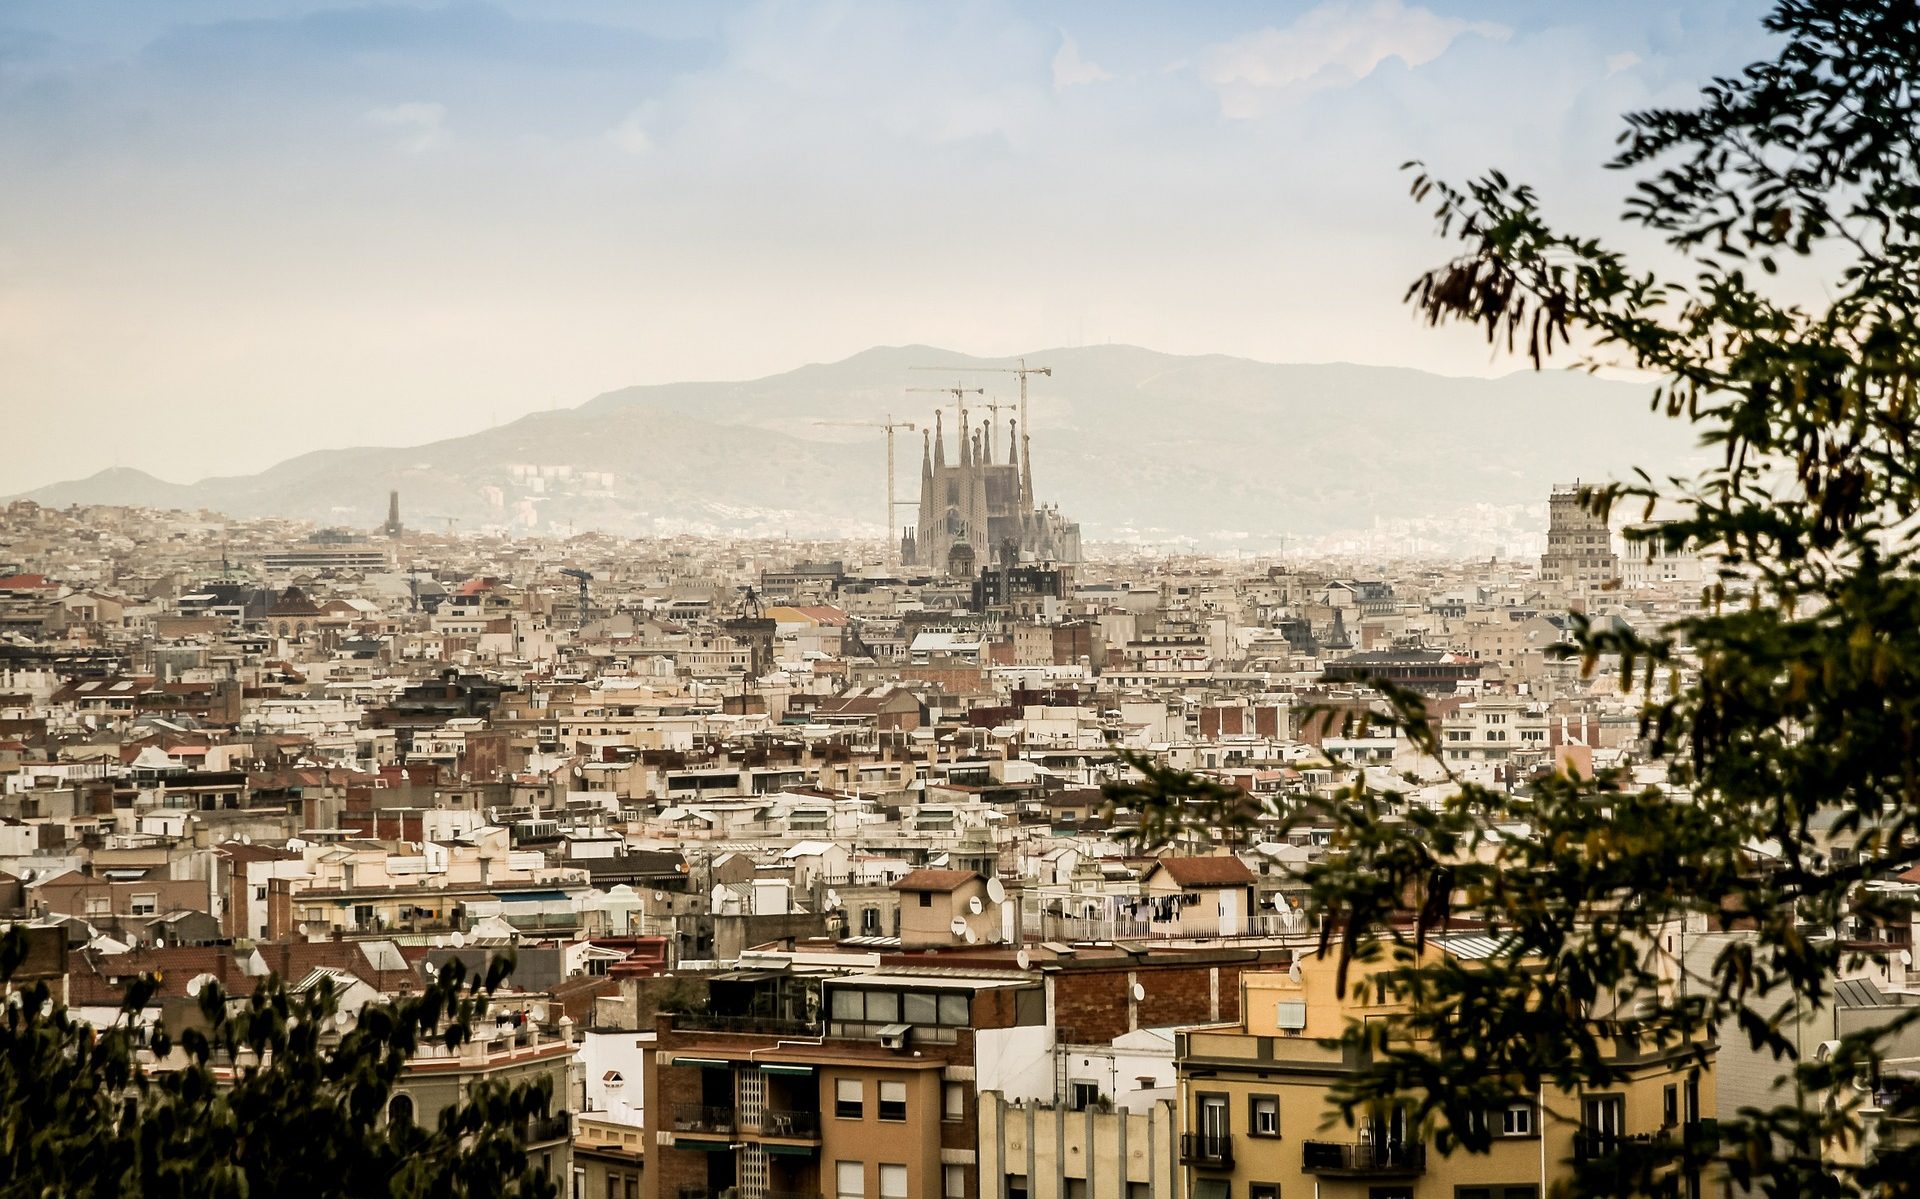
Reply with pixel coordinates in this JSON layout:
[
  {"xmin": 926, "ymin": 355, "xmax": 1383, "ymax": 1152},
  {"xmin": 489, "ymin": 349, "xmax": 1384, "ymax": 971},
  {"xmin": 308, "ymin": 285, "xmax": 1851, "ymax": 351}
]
[{"xmin": 14, "ymin": 345, "xmax": 1702, "ymax": 552}]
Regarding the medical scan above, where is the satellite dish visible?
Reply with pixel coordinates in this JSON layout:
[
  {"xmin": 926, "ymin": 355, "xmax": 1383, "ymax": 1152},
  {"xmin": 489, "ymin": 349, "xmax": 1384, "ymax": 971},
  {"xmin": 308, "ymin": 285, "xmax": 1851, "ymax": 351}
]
[
  {"xmin": 1904, "ymin": 950, "xmax": 1914, "ymax": 966},
  {"xmin": 968, "ymin": 896, "xmax": 984, "ymax": 915},
  {"xmin": 1016, "ymin": 949, "xmax": 1031, "ymax": 970},
  {"xmin": 1130, "ymin": 982, "xmax": 1147, "ymax": 1002},
  {"xmin": 240, "ymin": 834, "xmax": 251, "ymax": 845},
  {"xmin": 1288, "ymin": 958, "xmax": 1303, "ymax": 982},
  {"xmin": 986, "ymin": 877, "xmax": 1006, "ymax": 904},
  {"xmin": 450, "ymin": 932, "xmax": 466, "ymax": 947},
  {"xmin": 950, "ymin": 917, "xmax": 969, "ymax": 937},
  {"xmin": 432, "ymin": 936, "xmax": 446, "ymax": 949},
  {"xmin": 826, "ymin": 889, "xmax": 843, "ymax": 909},
  {"xmin": 335, "ymin": 1011, "xmax": 352, "ymax": 1029},
  {"xmin": 964, "ymin": 927, "xmax": 979, "ymax": 944}
]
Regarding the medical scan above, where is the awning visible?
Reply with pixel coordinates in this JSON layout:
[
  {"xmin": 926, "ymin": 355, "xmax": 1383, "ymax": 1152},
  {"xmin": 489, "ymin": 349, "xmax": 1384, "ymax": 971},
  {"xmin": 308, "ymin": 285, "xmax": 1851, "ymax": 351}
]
[
  {"xmin": 1193, "ymin": 1182, "xmax": 1229, "ymax": 1199},
  {"xmin": 497, "ymin": 890, "xmax": 570, "ymax": 903},
  {"xmin": 669, "ymin": 1056, "xmax": 731, "ymax": 1069},
  {"xmin": 758, "ymin": 1064, "xmax": 813, "ymax": 1077},
  {"xmin": 673, "ymin": 1139, "xmax": 733, "ymax": 1152},
  {"xmin": 763, "ymin": 1143, "xmax": 816, "ymax": 1157}
]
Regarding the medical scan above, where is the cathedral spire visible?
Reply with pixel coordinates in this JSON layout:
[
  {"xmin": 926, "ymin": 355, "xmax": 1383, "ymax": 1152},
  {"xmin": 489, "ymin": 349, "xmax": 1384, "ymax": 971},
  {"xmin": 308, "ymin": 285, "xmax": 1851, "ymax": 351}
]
[
  {"xmin": 981, "ymin": 419, "xmax": 993, "ymax": 465},
  {"xmin": 1021, "ymin": 424, "xmax": 1035, "ymax": 513},
  {"xmin": 934, "ymin": 410, "xmax": 946, "ymax": 470},
  {"xmin": 1009, "ymin": 419, "xmax": 1022, "ymax": 507}
]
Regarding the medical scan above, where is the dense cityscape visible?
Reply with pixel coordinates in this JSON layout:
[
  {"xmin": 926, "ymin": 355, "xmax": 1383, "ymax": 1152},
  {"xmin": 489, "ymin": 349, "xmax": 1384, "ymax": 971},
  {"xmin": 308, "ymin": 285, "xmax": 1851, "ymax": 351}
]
[
  {"xmin": 10, "ymin": 2, "xmax": 1920, "ymax": 1197},
  {"xmin": 0, "ymin": 419, "xmax": 1754, "ymax": 1199}
]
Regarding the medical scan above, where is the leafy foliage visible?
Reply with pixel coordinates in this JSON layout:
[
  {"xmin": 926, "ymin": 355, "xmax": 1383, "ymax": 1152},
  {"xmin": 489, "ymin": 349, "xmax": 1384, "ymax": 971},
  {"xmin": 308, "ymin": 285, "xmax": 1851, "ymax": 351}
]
[
  {"xmin": 1116, "ymin": 3, "xmax": 1920, "ymax": 1195},
  {"xmin": 0, "ymin": 927, "xmax": 560, "ymax": 1199}
]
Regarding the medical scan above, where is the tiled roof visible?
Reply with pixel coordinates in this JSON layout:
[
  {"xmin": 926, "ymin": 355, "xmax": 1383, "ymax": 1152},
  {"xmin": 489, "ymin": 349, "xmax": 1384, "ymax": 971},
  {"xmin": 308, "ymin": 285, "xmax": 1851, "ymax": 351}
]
[
  {"xmin": 1150, "ymin": 855, "xmax": 1256, "ymax": 887},
  {"xmin": 892, "ymin": 868, "xmax": 980, "ymax": 893}
]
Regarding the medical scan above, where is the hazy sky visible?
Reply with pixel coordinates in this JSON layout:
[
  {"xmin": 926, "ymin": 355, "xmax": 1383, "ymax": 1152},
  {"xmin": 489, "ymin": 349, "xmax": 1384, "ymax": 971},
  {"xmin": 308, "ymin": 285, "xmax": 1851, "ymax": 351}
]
[{"xmin": 2, "ymin": 0, "xmax": 1775, "ymax": 491}]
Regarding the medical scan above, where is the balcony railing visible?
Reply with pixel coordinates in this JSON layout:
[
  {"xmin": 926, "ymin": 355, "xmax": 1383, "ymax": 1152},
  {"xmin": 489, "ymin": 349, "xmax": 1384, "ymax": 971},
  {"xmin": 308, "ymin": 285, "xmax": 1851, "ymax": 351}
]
[
  {"xmin": 750, "ymin": 1108, "xmax": 820, "ymax": 1138},
  {"xmin": 1179, "ymin": 1132, "xmax": 1234, "ymax": 1168},
  {"xmin": 525, "ymin": 1111, "xmax": 572, "ymax": 1143},
  {"xmin": 1300, "ymin": 1140, "xmax": 1427, "ymax": 1175},
  {"xmin": 674, "ymin": 1011, "xmax": 820, "ymax": 1037},
  {"xmin": 1574, "ymin": 1122, "xmax": 1719, "ymax": 1162},
  {"xmin": 671, "ymin": 1103, "xmax": 736, "ymax": 1134}
]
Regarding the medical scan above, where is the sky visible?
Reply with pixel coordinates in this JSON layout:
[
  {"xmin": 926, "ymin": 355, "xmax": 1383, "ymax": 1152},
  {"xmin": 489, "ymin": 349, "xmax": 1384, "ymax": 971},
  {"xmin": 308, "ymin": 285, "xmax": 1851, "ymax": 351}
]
[{"xmin": 0, "ymin": 0, "xmax": 1779, "ymax": 492}]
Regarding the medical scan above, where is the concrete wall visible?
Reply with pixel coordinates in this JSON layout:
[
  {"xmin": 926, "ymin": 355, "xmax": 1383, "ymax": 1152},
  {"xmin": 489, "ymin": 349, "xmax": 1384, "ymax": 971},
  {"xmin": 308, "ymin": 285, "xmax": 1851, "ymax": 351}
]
[{"xmin": 980, "ymin": 1091, "xmax": 1179, "ymax": 1199}]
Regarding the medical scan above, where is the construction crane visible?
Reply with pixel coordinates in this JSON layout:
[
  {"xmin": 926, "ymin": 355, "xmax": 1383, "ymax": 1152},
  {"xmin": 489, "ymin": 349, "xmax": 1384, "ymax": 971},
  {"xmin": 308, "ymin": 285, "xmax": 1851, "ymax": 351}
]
[
  {"xmin": 906, "ymin": 384, "xmax": 985, "ymax": 435},
  {"xmin": 560, "ymin": 568, "xmax": 591, "ymax": 629},
  {"xmin": 815, "ymin": 414, "xmax": 916, "ymax": 566},
  {"xmin": 911, "ymin": 359, "xmax": 1051, "ymax": 448}
]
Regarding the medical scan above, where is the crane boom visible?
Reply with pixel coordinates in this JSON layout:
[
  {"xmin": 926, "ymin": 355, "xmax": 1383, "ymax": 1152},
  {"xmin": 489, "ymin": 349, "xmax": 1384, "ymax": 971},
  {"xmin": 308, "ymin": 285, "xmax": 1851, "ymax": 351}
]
[
  {"xmin": 910, "ymin": 359, "xmax": 1050, "ymax": 447},
  {"xmin": 814, "ymin": 414, "xmax": 917, "ymax": 567}
]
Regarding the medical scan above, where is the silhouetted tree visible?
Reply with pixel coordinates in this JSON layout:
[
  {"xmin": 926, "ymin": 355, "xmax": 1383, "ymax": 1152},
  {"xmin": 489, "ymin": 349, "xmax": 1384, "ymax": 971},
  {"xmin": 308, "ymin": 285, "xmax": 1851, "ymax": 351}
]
[
  {"xmin": 1115, "ymin": 3, "xmax": 1920, "ymax": 1195},
  {"xmin": 0, "ymin": 928, "xmax": 559, "ymax": 1199}
]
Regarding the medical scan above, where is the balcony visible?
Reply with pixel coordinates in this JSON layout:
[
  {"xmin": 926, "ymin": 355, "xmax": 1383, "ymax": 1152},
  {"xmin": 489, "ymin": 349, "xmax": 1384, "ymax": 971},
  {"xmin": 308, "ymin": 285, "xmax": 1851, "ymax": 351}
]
[
  {"xmin": 749, "ymin": 1108, "xmax": 820, "ymax": 1139},
  {"xmin": 1180, "ymin": 1132, "xmax": 1234, "ymax": 1169},
  {"xmin": 1574, "ymin": 1122, "xmax": 1719, "ymax": 1162},
  {"xmin": 671, "ymin": 1103, "xmax": 737, "ymax": 1135},
  {"xmin": 525, "ymin": 1111, "xmax": 572, "ymax": 1144},
  {"xmin": 1301, "ymin": 1140, "xmax": 1427, "ymax": 1177}
]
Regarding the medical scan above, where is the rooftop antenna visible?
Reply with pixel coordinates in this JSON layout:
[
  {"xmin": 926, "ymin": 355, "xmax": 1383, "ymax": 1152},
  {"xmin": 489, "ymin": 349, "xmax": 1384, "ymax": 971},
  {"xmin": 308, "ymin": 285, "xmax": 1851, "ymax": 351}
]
[{"xmin": 813, "ymin": 414, "xmax": 917, "ymax": 567}]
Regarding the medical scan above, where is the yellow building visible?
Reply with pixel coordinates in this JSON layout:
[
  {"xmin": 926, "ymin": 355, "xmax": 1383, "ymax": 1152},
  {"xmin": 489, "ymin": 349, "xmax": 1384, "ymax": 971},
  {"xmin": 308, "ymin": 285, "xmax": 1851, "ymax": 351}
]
[{"xmin": 1175, "ymin": 937, "xmax": 1716, "ymax": 1199}]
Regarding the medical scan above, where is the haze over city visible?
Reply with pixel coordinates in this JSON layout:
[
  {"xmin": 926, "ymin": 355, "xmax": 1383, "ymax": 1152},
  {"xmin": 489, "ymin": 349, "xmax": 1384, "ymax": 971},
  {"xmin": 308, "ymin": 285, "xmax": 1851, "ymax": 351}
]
[{"xmin": 4, "ymin": 0, "xmax": 1770, "ymax": 497}]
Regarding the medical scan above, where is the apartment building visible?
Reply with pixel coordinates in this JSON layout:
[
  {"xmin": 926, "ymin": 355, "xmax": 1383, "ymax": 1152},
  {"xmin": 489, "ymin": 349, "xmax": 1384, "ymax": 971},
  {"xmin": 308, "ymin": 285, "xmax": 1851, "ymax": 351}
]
[
  {"xmin": 1175, "ymin": 942, "xmax": 1716, "ymax": 1199},
  {"xmin": 641, "ymin": 964, "xmax": 1046, "ymax": 1199}
]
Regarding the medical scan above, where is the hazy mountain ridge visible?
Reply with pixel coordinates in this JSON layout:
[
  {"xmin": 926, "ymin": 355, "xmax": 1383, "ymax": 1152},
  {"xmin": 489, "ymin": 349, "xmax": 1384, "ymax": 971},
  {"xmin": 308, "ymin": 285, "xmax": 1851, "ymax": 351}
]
[{"xmin": 13, "ymin": 345, "xmax": 1700, "ymax": 549}]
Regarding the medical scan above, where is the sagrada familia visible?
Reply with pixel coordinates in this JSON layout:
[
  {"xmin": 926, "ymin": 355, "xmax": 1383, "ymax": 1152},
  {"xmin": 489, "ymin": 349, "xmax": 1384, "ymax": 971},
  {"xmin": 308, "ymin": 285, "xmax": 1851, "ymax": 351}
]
[{"xmin": 902, "ymin": 407, "xmax": 1081, "ymax": 576}]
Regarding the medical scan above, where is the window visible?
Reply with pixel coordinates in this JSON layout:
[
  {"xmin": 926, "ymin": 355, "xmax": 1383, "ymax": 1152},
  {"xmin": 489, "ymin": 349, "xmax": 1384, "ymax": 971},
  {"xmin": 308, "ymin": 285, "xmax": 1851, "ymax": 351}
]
[
  {"xmin": 1583, "ymin": 1095, "xmax": 1625, "ymax": 1155},
  {"xmin": 919, "ymin": 892, "xmax": 933, "ymax": 907},
  {"xmin": 1251, "ymin": 1187, "xmax": 1281, "ymax": 1199},
  {"xmin": 1664, "ymin": 1083, "xmax": 1679, "ymax": 1127},
  {"xmin": 879, "ymin": 1165, "xmax": 908, "ymax": 1199},
  {"xmin": 1068, "ymin": 1081, "xmax": 1100, "ymax": 1112},
  {"xmin": 130, "ymin": 893, "xmax": 158, "ymax": 917},
  {"xmin": 836, "ymin": 1078, "xmax": 864, "ymax": 1120},
  {"xmin": 944, "ymin": 1082, "xmax": 966, "ymax": 1122},
  {"xmin": 944, "ymin": 1165, "xmax": 965, "ymax": 1198},
  {"xmin": 1250, "ymin": 1094, "xmax": 1279, "ymax": 1136},
  {"xmin": 1006, "ymin": 1176, "xmax": 1029, "ymax": 1199},
  {"xmin": 837, "ymin": 1161, "xmax": 865, "ymax": 1199},
  {"xmin": 1199, "ymin": 1094, "xmax": 1230, "ymax": 1140},
  {"xmin": 879, "ymin": 1080, "xmax": 907, "ymax": 1121},
  {"xmin": 1501, "ymin": 1103, "xmax": 1534, "ymax": 1137},
  {"xmin": 388, "ymin": 1093, "xmax": 414, "ymax": 1128}
]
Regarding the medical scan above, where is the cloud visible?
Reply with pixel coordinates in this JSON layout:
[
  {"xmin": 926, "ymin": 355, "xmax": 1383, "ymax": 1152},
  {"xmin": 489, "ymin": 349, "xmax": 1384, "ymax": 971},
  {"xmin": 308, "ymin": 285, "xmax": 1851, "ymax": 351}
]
[
  {"xmin": 1605, "ymin": 50, "xmax": 1642, "ymax": 75},
  {"xmin": 1202, "ymin": 0, "xmax": 1510, "ymax": 117},
  {"xmin": 607, "ymin": 104, "xmax": 657, "ymax": 154},
  {"xmin": 1051, "ymin": 31, "xmax": 1111, "ymax": 92},
  {"xmin": 364, "ymin": 100, "xmax": 446, "ymax": 153}
]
